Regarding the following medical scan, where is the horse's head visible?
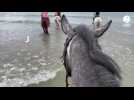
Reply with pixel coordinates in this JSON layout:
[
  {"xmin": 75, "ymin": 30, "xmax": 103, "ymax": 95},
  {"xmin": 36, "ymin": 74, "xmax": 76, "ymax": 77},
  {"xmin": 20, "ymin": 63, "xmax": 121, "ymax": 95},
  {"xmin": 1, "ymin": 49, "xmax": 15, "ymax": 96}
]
[
  {"xmin": 61, "ymin": 15, "xmax": 121, "ymax": 86},
  {"xmin": 61, "ymin": 15, "xmax": 74, "ymax": 35},
  {"xmin": 61, "ymin": 14, "xmax": 112, "ymax": 39}
]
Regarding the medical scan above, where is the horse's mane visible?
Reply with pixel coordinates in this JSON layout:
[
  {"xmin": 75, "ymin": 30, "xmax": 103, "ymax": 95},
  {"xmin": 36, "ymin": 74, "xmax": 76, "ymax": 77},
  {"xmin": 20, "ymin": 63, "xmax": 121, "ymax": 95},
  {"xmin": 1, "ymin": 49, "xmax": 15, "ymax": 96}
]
[{"xmin": 74, "ymin": 25, "xmax": 122, "ymax": 80}]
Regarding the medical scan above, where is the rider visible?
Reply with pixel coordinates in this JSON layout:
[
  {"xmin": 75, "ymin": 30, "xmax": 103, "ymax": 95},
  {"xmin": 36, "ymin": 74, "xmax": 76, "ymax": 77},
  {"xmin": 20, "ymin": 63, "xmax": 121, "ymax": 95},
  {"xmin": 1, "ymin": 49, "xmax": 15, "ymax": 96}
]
[
  {"xmin": 57, "ymin": 12, "xmax": 61, "ymax": 18},
  {"xmin": 41, "ymin": 12, "xmax": 50, "ymax": 34},
  {"xmin": 93, "ymin": 12, "xmax": 102, "ymax": 29},
  {"xmin": 54, "ymin": 12, "xmax": 61, "ymax": 30}
]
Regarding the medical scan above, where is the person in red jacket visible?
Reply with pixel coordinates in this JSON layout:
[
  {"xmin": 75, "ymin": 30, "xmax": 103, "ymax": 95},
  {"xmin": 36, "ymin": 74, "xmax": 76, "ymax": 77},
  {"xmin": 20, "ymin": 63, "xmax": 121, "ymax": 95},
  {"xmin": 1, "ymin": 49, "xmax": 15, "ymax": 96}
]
[
  {"xmin": 54, "ymin": 12, "xmax": 61, "ymax": 30},
  {"xmin": 41, "ymin": 12, "xmax": 50, "ymax": 34}
]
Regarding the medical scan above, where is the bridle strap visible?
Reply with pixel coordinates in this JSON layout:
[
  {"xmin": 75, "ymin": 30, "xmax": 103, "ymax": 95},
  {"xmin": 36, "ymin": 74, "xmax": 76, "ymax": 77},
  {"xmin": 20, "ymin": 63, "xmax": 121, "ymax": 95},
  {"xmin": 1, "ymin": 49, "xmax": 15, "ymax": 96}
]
[{"xmin": 61, "ymin": 32, "xmax": 77, "ymax": 70}]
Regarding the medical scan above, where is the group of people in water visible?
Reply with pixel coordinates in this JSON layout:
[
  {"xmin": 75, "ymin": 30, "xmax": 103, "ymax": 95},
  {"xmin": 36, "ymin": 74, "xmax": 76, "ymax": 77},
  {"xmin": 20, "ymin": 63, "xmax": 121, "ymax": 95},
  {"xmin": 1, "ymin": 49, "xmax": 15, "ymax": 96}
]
[
  {"xmin": 41, "ymin": 12, "xmax": 61, "ymax": 34},
  {"xmin": 41, "ymin": 12, "xmax": 102, "ymax": 34}
]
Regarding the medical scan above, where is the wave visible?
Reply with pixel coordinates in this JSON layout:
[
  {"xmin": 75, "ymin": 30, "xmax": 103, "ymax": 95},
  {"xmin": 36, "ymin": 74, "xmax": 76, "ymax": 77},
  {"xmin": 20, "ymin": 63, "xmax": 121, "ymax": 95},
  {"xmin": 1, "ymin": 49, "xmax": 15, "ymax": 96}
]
[
  {"xmin": 0, "ymin": 20, "xmax": 41, "ymax": 24},
  {"xmin": 1, "ymin": 12, "xmax": 129, "ymax": 25},
  {"xmin": 0, "ymin": 13, "xmax": 92, "ymax": 24},
  {"xmin": 0, "ymin": 67, "xmax": 63, "ymax": 87}
]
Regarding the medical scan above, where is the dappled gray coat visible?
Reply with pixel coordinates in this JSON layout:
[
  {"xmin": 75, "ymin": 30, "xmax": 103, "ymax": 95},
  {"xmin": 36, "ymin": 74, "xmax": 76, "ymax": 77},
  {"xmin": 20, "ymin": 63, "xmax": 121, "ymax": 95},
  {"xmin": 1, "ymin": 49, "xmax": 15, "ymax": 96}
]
[{"xmin": 61, "ymin": 15, "xmax": 121, "ymax": 87}]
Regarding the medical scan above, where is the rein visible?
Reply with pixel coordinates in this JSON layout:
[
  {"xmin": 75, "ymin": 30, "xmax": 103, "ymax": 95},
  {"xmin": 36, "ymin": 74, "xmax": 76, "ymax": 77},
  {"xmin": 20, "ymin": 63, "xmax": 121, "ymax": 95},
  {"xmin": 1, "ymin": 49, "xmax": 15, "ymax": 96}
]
[
  {"xmin": 61, "ymin": 32, "xmax": 77, "ymax": 75},
  {"xmin": 61, "ymin": 31, "xmax": 77, "ymax": 87}
]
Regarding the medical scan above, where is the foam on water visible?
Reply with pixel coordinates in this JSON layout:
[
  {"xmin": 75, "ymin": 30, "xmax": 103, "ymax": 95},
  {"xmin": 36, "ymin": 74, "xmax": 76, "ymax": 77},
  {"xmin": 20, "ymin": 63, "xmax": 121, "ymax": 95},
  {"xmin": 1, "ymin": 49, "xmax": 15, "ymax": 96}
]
[
  {"xmin": 0, "ymin": 67, "xmax": 62, "ymax": 87},
  {"xmin": 32, "ymin": 55, "xmax": 39, "ymax": 58},
  {"xmin": 0, "ymin": 49, "xmax": 63, "ymax": 87}
]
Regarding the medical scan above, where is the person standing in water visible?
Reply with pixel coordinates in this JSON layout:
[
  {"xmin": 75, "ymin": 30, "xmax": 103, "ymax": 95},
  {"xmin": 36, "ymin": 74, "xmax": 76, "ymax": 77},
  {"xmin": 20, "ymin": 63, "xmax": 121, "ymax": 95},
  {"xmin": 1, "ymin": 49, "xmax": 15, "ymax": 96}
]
[
  {"xmin": 54, "ymin": 12, "xmax": 61, "ymax": 30},
  {"xmin": 41, "ymin": 12, "xmax": 50, "ymax": 34},
  {"xmin": 57, "ymin": 12, "xmax": 61, "ymax": 18},
  {"xmin": 93, "ymin": 12, "xmax": 102, "ymax": 29}
]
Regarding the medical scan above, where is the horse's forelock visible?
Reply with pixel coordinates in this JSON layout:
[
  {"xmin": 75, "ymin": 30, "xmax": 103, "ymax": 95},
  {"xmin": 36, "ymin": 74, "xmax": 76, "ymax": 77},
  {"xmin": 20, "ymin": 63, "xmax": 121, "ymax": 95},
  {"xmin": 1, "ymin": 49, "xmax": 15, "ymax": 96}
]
[
  {"xmin": 73, "ymin": 25, "xmax": 97, "ymax": 51},
  {"xmin": 74, "ymin": 25, "xmax": 93, "ymax": 34}
]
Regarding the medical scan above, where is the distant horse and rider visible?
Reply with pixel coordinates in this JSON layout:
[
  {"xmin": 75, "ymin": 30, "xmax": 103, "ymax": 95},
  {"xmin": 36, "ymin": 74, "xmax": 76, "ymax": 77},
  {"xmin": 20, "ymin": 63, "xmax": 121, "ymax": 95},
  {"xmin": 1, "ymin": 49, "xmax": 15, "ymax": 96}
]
[
  {"xmin": 54, "ymin": 12, "xmax": 62, "ymax": 30},
  {"xmin": 61, "ymin": 14, "xmax": 121, "ymax": 87},
  {"xmin": 41, "ymin": 12, "xmax": 62, "ymax": 35},
  {"xmin": 92, "ymin": 12, "xmax": 103, "ymax": 30},
  {"xmin": 41, "ymin": 12, "xmax": 50, "ymax": 34}
]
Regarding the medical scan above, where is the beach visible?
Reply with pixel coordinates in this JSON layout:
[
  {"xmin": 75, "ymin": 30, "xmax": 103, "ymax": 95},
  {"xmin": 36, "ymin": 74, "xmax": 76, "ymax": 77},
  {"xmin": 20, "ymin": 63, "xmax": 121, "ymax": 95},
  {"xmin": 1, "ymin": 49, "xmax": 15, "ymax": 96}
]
[{"xmin": 0, "ymin": 12, "xmax": 134, "ymax": 87}]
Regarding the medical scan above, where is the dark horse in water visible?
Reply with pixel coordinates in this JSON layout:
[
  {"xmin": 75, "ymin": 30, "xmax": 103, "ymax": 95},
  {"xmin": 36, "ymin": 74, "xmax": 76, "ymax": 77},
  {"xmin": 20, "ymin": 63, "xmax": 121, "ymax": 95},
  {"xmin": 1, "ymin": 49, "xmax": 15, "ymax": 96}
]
[
  {"xmin": 41, "ymin": 12, "xmax": 50, "ymax": 34},
  {"xmin": 61, "ymin": 15, "xmax": 121, "ymax": 87}
]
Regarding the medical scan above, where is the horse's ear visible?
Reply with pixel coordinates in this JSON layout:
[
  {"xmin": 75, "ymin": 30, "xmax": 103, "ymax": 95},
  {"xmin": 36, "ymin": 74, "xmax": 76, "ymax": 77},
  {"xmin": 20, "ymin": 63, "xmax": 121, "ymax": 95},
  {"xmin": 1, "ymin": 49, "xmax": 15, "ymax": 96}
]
[
  {"xmin": 61, "ymin": 15, "xmax": 73, "ymax": 35},
  {"xmin": 95, "ymin": 20, "xmax": 112, "ymax": 38}
]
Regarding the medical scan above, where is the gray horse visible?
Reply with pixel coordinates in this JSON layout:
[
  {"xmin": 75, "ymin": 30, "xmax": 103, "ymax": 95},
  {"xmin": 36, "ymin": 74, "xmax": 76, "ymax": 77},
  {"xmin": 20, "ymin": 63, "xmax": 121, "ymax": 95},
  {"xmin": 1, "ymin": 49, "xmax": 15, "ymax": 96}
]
[{"xmin": 61, "ymin": 15, "xmax": 121, "ymax": 87}]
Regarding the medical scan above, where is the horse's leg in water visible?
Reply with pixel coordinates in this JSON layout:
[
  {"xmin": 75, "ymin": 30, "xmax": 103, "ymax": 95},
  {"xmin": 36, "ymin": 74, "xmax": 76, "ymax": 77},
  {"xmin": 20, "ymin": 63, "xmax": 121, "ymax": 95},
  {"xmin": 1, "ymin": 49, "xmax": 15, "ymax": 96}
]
[
  {"xmin": 43, "ymin": 26, "xmax": 47, "ymax": 33},
  {"xmin": 55, "ymin": 19, "xmax": 60, "ymax": 30},
  {"xmin": 57, "ymin": 19, "xmax": 60, "ymax": 29},
  {"xmin": 66, "ymin": 74, "xmax": 69, "ymax": 87},
  {"xmin": 44, "ymin": 22, "xmax": 49, "ymax": 34},
  {"xmin": 42, "ymin": 21, "xmax": 47, "ymax": 33},
  {"xmin": 55, "ymin": 20, "xmax": 58, "ymax": 30},
  {"xmin": 45, "ymin": 26, "xmax": 49, "ymax": 34}
]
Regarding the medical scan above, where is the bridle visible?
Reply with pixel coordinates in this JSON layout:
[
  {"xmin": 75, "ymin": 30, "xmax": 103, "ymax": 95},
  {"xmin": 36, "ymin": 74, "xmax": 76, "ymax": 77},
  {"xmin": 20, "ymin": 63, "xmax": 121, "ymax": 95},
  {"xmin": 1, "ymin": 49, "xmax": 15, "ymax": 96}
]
[{"xmin": 61, "ymin": 31, "xmax": 77, "ymax": 87}]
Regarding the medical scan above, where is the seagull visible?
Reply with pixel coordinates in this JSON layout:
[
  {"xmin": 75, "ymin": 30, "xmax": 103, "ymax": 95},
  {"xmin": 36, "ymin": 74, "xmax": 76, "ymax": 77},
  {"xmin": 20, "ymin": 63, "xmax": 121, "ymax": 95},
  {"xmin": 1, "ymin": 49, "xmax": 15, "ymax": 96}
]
[{"xmin": 25, "ymin": 35, "xmax": 30, "ymax": 43}]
